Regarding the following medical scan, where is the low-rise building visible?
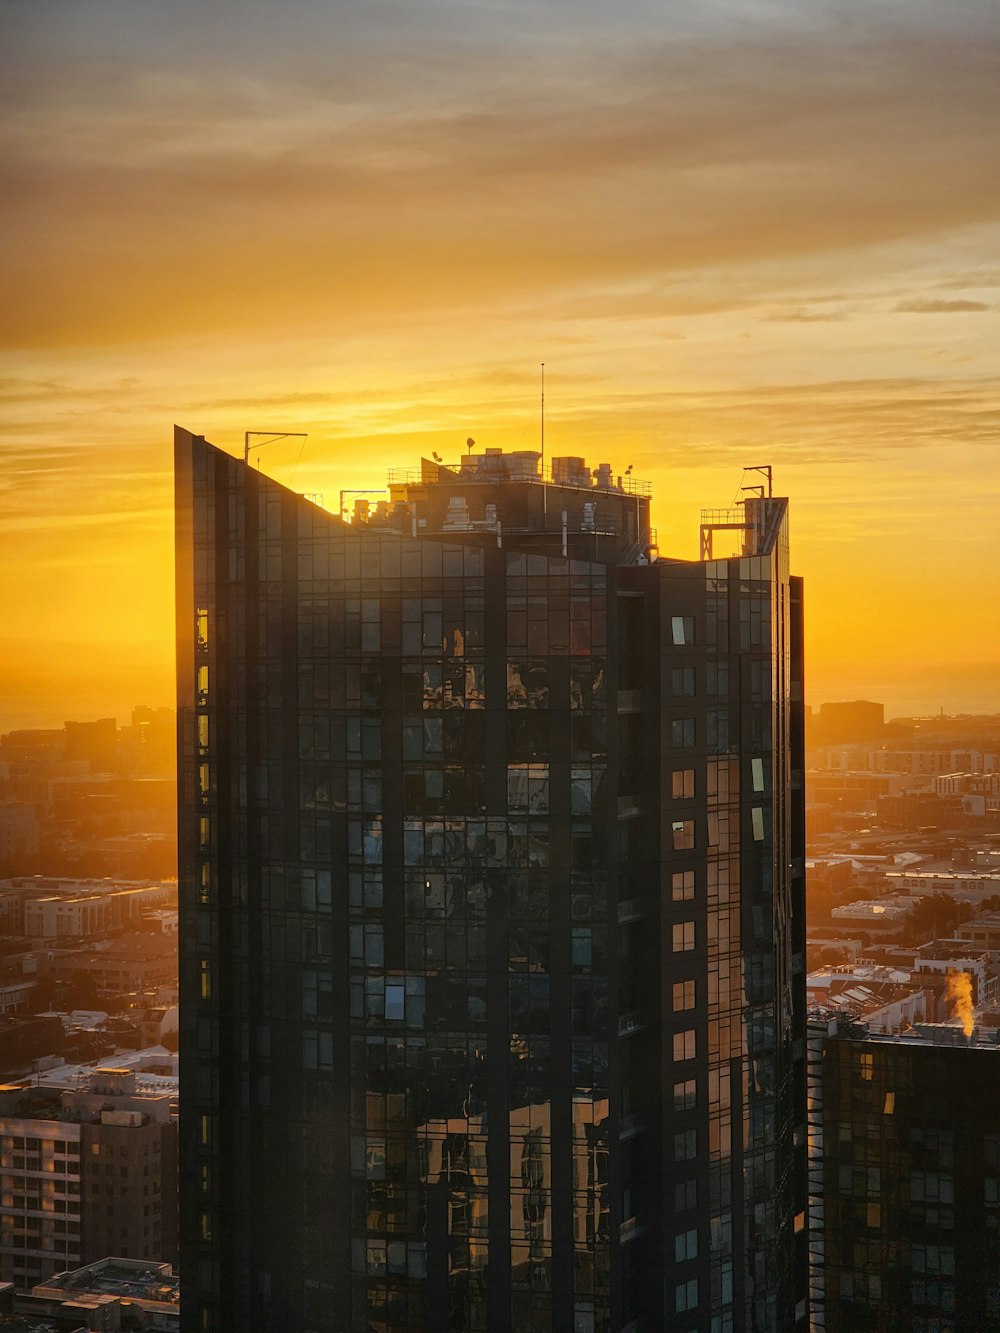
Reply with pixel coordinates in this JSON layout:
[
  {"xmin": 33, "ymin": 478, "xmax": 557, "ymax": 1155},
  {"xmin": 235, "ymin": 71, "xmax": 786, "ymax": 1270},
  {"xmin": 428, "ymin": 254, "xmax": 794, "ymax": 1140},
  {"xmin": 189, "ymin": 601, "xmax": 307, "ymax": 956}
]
[
  {"xmin": 886, "ymin": 867, "xmax": 1000, "ymax": 904},
  {"xmin": 23, "ymin": 1257, "xmax": 179, "ymax": 1330},
  {"xmin": 0, "ymin": 1060, "xmax": 177, "ymax": 1291},
  {"xmin": 829, "ymin": 896, "xmax": 918, "ymax": 936}
]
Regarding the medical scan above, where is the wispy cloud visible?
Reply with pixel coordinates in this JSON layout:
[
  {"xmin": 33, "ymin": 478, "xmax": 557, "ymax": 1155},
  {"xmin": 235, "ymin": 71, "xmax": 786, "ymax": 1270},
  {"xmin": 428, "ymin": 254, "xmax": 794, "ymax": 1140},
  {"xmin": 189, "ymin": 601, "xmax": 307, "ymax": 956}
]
[{"xmin": 894, "ymin": 298, "xmax": 992, "ymax": 313}]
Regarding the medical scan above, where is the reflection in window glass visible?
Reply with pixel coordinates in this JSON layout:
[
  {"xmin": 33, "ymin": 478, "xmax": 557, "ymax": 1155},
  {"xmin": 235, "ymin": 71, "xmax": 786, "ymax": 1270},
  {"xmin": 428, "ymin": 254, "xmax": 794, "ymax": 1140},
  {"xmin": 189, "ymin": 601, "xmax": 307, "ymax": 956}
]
[
  {"xmin": 672, "ymin": 821, "xmax": 695, "ymax": 851},
  {"xmin": 673, "ymin": 1080, "xmax": 697, "ymax": 1112},
  {"xmin": 673, "ymin": 1030, "xmax": 696, "ymax": 1061},
  {"xmin": 672, "ymin": 871, "xmax": 695, "ymax": 902},
  {"xmin": 672, "ymin": 922, "xmax": 696, "ymax": 952},
  {"xmin": 671, "ymin": 616, "xmax": 694, "ymax": 646}
]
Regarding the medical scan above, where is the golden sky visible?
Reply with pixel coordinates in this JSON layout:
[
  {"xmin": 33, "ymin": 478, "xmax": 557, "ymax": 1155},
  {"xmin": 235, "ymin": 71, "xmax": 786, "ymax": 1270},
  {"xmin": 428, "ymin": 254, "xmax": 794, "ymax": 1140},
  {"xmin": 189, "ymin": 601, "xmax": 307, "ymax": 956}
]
[{"xmin": 2, "ymin": 0, "xmax": 998, "ymax": 728}]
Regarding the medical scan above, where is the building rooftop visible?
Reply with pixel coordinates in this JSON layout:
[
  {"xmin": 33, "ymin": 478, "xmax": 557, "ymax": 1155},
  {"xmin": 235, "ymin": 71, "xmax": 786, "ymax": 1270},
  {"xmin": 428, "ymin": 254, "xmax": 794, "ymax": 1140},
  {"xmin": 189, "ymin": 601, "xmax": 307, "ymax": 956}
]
[
  {"xmin": 34, "ymin": 1256, "xmax": 179, "ymax": 1308},
  {"xmin": 830, "ymin": 896, "xmax": 917, "ymax": 922},
  {"xmin": 8, "ymin": 1046, "xmax": 178, "ymax": 1097},
  {"xmin": 812, "ymin": 1017, "xmax": 1000, "ymax": 1050}
]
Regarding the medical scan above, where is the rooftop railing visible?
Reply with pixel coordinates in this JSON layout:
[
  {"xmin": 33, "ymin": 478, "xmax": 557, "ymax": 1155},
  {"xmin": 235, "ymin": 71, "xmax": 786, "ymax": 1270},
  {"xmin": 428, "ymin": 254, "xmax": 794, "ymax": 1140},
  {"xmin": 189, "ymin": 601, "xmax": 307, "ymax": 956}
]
[{"xmin": 386, "ymin": 460, "xmax": 653, "ymax": 496}]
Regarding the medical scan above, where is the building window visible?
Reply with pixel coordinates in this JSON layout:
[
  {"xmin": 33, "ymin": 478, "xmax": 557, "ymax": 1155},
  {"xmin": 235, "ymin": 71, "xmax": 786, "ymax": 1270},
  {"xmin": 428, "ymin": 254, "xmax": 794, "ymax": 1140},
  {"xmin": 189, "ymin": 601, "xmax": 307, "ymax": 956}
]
[
  {"xmin": 672, "ymin": 922, "xmax": 695, "ymax": 952},
  {"xmin": 671, "ymin": 617, "xmax": 694, "ymax": 646},
  {"xmin": 672, "ymin": 870, "xmax": 695, "ymax": 901},
  {"xmin": 751, "ymin": 757, "xmax": 765, "ymax": 792},
  {"xmin": 673, "ymin": 1030, "xmax": 696, "ymax": 1061},
  {"xmin": 675, "ymin": 1179, "xmax": 697, "ymax": 1212},
  {"xmin": 384, "ymin": 984, "xmax": 405, "ymax": 1021},
  {"xmin": 751, "ymin": 806, "xmax": 764, "ymax": 841},
  {"xmin": 675, "ymin": 1228, "xmax": 698, "ymax": 1261},
  {"xmin": 672, "ymin": 719, "xmax": 696, "ymax": 748},
  {"xmin": 672, "ymin": 821, "xmax": 695, "ymax": 851},
  {"xmin": 674, "ymin": 1129, "xmax": 697, "ymax": 1161},
  {"xmin": 672, "ymin": 668, "xmax": 695, "ymax": 697},
  {"xmin": 675, "ymin": 1277, "xmax": 698, "ymax": 1312},
  {"xmin": 672, "ymin": 769, "xmax": 695, "ymax": 799},
  {"xmin": 673, "ymin": 1079, "xmax": 697, "ymax": 1111},
  {"xmin": 672, "ymin": 980, "xmax": 695, "ymax": 1011}
]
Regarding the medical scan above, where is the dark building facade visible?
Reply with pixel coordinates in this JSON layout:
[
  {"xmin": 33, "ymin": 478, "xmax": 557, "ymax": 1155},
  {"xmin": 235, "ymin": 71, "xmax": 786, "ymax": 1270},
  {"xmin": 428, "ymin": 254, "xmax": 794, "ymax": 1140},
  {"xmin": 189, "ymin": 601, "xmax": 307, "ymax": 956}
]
[
  {"xmin": 809, "ymin": 1018, "xmax": 1000, "ymax": 1332},
  {"xmin": 175, "ymin": 429, "xmax": 808, "ymax": 1332}
]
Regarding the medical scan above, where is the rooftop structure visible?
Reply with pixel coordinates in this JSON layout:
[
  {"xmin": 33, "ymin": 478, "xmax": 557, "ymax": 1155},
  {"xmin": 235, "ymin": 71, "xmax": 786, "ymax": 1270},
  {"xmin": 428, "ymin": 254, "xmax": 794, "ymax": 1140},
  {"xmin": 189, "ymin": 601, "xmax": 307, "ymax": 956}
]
[{"xmin": 12, "ymin": 1257, "xmax": 179, "ymax": 1331}]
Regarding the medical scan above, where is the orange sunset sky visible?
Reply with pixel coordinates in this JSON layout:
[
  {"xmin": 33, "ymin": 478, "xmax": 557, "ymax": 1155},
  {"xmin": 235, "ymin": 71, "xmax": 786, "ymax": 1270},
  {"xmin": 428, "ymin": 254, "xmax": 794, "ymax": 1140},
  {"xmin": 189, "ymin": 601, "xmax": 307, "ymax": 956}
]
[{"xmin": 2, "ymin": 0, "xmax": 999, "ymax": 730}]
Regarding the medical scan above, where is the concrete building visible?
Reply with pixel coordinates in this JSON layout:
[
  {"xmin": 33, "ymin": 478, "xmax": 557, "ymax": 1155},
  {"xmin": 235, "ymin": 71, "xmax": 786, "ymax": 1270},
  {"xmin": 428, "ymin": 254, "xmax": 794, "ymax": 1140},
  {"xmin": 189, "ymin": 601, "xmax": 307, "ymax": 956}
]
[
  {"xmin": 1, "ymin": 879, "xmax": 177, "ymax": 941},
  {"xmin": 0, "ymin": 1064, "xmax": 177, "ymax": 1292},
  {"xmin": 175, "ymin": 430, "xmax": 808, "ymax": 1331},
  {"xmin": 19, "ymin": 1257, "xmax": 179, "ymax": 1331}
]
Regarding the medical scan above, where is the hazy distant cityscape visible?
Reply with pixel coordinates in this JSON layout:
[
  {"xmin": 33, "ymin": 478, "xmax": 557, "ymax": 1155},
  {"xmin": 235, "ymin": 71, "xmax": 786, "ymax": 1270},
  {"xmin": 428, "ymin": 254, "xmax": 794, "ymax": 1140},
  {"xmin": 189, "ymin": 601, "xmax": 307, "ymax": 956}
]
[{"xmin": 3, "ymin": 686, "xmax": 1000, "ymax": 1324}]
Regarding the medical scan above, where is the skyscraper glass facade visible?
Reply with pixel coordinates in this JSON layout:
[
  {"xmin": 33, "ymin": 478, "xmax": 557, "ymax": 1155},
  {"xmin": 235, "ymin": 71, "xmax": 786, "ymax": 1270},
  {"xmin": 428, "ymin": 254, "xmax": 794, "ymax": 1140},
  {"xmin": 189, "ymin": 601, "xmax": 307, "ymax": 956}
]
[{"xmin": 175, "ymin": 429, "xmax": 807, "ymax": 1331}]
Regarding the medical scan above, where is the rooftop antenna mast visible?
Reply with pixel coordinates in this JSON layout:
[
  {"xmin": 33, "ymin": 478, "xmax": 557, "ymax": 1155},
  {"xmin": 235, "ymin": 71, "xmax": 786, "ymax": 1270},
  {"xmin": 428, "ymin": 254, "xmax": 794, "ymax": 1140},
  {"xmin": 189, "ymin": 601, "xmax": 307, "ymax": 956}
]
[
  {"xmin": 741, "ymin": 465, "xmax": 773, "ymax": 498},
  {"xmin": 243, "ymin": 430, "xmax": 308, "ymax": 467},
  {"xmin": 541, "ymin": 363, "xmax": 548, "ymax": 519},
  {"xmin": 540, "ymin": 363, "xmax": 545, "ymax": 474}
]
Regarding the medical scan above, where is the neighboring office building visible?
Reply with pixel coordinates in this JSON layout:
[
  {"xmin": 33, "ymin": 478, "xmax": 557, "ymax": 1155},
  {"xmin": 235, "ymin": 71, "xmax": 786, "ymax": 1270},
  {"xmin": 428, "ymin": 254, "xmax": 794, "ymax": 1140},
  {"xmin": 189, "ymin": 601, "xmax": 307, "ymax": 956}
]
[
  {"xmin": 808, "ymin": 1015, "xmax": 1000, "ymax": 1331},
  {"xmin": 0, "ymin": 1065, "xmax": 177, "ymax": 1292},
  {"xmin": 176, "ymin": 429, "xmax": 808, "ymax": 1331}
]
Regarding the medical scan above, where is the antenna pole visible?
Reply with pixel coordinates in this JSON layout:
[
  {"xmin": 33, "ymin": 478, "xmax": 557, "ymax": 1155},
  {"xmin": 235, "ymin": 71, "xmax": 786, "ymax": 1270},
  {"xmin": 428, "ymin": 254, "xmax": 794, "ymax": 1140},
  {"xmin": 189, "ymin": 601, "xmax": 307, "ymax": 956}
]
[
  {"xmin": 541, "ymin": 363, "xmax": 545, "ymax": 474},
  {"xmin": 243, "ymin": 430, "xmax": 308, "ymax": 466}
]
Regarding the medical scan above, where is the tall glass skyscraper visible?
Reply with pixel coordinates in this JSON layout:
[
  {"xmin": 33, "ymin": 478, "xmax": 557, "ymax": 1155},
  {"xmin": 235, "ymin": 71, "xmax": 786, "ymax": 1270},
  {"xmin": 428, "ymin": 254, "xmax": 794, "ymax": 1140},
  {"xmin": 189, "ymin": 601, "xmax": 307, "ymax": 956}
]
[{"xmin": 175, "ymin": 429, "xmax": 807, "ymax": 1332}]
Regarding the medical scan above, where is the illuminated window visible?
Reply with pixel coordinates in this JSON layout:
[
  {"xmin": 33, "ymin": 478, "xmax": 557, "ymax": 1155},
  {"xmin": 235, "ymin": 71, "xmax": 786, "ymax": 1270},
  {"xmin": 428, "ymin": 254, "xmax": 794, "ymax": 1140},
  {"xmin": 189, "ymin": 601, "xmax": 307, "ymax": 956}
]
[
  {"xmin": 672, "ymin": 769, "xmax": 695, "ymax": 799},
  {"xmin": 751, "ymin": 757, "xmax": 765, "ymax": 792},
  {"xmin": 751, "ymin": 807, "xmax": 764, "ymax": 841},
  {"xmin": 200, "ymin": 961, "xmax": 212, "ymax": 1001},
  {"xmin": 673, "ymin": 980, "xmax": 695, "ymax": 1011}
]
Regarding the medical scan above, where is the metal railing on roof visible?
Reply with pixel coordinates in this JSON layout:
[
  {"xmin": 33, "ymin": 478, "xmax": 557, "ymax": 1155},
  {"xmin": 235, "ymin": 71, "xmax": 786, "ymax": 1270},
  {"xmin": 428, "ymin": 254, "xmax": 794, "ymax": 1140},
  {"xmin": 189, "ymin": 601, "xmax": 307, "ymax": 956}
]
[{"xmin": 386, "ymin": 460, "xmax": 652, "ymax": 496}]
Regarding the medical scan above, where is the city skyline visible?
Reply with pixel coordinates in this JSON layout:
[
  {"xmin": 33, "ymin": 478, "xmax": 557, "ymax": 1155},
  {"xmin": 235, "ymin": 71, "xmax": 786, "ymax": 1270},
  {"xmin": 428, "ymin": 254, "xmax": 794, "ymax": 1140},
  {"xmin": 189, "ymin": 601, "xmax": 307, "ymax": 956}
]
[{"xmin": 3, "ymin": 0, "xmax": 999, "ymax": 732}]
